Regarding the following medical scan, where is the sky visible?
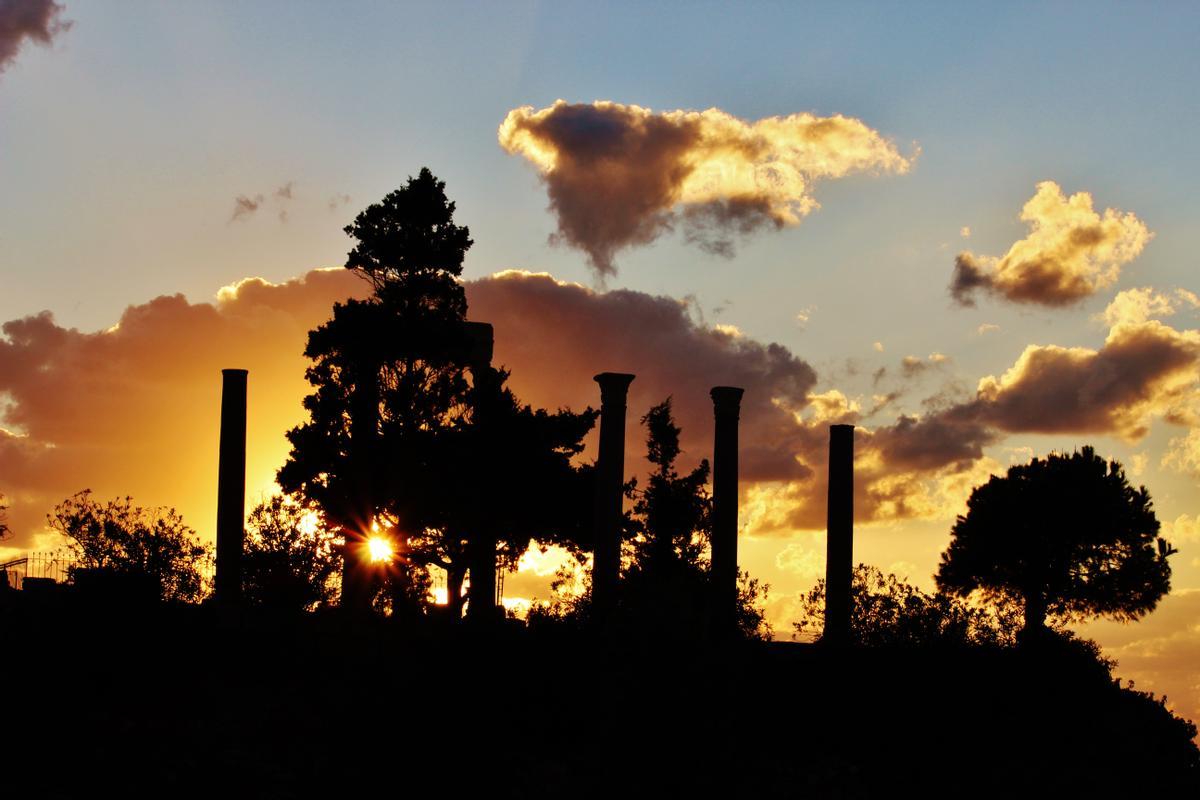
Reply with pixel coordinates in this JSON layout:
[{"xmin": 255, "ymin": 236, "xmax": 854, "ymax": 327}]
[{"xmin": 2, "ymin": 1, "xmax": 1200, "ymax": 723}]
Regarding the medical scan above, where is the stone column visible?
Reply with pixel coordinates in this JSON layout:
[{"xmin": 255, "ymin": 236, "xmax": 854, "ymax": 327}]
[
  {"xmin": 591, "ymin": 372, "xmax": 635, "ymax": 618},
  {"xmin": 823, "ymin": 424, "xmax": 854, "ymax": 645},
  {"xmin": 710, "ymin": 386, "xmax": 744, "ymax": 635},
  {"xmin": 464, "ymin": 322, "xmax": 500, "ymax": 622},
  {"xmin": 215, "ymin": 369, "xmax": 247, "ymax": 604}
]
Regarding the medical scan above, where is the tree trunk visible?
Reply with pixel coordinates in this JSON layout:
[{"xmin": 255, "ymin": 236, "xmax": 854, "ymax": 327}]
[
  {"xmin": 1022, "ymin": 590, "xmax": 1047, "ymax": 643},
  {"xmin": 446, "ymin": 562, "xmax": 467, "ymax": 621}
]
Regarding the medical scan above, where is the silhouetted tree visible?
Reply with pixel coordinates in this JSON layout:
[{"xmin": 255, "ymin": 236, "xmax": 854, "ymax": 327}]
[
  {"xmin": 279, "ymin": 168, "xmax": 475, "ymax": 613},
  {"xmin": 407, "ymin": 383, "xmax": 596, "ymax": 618},
  {"xmin": 794, "ymin": 564, "xmax": 1019, "ymax": 646},
  {"xmin": 937, "ymin": 447, "xmax": 1175, "ymax": 641},
  {"xmin": 621, "ymin": 398, "xmax": 768, "ymax": 638},
  {"xmin": 242, "ymin": 494, "xmax": 339, "ymax": 611},
  {"xmin": 0, "ymin": 492, "xmax": 9, "ymax": 541},
  {"xmin": 281, "ymin": 168, "xmax": 597, "ymax": 618},
  {"xmin": 621, "ymin": 398, "xmax": 710, "ymax": 631},
  {"xmin": 49, "ymin": 490, "xmax": 209, "ymax": 602}
]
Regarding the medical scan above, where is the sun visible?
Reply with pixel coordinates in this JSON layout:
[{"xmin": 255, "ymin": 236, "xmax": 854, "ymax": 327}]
[{"xmin": 366, "ymin": 536, "xmax": 394, "ymax": 564}]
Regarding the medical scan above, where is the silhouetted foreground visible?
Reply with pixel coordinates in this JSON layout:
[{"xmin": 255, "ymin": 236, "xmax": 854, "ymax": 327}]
[{"xmin": 5, "ymin": 593, "xmax": 1196, "ymax": 798}]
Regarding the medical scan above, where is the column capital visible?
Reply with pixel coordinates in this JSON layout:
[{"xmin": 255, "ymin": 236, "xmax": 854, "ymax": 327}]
[
  {"xmin": 594, "ymin": 372, "xmax": 635, "ymax": 405},
  {"xmin": 710, "ymin": 386, "xmax": 744, "ymax": 419}
]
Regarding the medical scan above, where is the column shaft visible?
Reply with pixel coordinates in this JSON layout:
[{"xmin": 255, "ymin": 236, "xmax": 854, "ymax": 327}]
[{"xmin": 215, "ymin": 369, "xmax": 248, "ymax": 603}]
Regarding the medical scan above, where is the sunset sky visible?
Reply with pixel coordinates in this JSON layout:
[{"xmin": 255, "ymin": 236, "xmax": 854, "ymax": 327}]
[{"xmin": 2, "ymin": 2, "xmax": 1200, "ymax": 722}]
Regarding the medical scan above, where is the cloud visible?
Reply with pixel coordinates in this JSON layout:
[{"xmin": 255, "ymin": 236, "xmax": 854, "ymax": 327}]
[
  {"xmin": 863, "ymin": 288, "xmax": 1200, "ymax": 480},
  {"xmin": 950, "ymin": 182, "xmax": 1151, "ymax": 307},
  {"xmin": 470, "ymin": 270, "xmax": 1019, "ymax": 532},
  {"xmin": 976, "ymin": 323, "xmax": 1000, "ymax": 336},
  {"xmin": 1100, "ymin": 286, "xmax": 1199, "ymax": 328},
  {"xmin": 229, "ymin": 183, "xmax": 296, "ymax": 223},
  {"xmin": 1161, "ymin": 514, "xmax": 1200, "ymax": 544},
  {"xmin": 1162, "ymin": 428, "xmax": 1200, "ymax": 481},
  {"xmin": 0, "ymin": 268, "xmax": 367, "ymax": 552},
  {"xmin": 230, "ymin": 194, "xmax": 264, "ymax": 222},
  {"xmin": 969, "ymin": 302, "xmax": 1200, "ymax": 440},
  {"xmin": 775, "ymin": 535, "xmax": 825, "ymax": 578},
  {"xmin": 18, "ymin": 265, "xmax": 1174, "ymax": 559},
  {"xmin": 467, "ymin": 269, "xmax": 821, "ymax": 489},
  {"xmin": 0, "ymin": 0, "xmax": 71, "ymax": 76},
  {"xmin": 499, "ymin": 100, "xmax": 914, "ymax": 277},
  {"xmin": 328, "ymin": 193, "xmax": 352, "ymax": 212}
]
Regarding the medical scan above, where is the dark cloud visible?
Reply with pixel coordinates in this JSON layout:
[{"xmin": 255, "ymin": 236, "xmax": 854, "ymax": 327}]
[
  {"xmin": 466, "ymin": 270, "xmax": 820, "ymax": 486},
  {"xmin": 18, "ymin": 268, "xmax": 1185, "ymax": 551},
  {"xmin": 867, "ymin": 289, "xmax": 1200, "ymax": 482},
  {"xmin": 966, "ymin": 318, "xmax": 1200, "ymax": 439},
  {"xmin": 229, "ymin": 183, "xmax": 297, "ymax": 223},
  {"xmin": 500, "ymin": 100, "xmax": 912, "ymax": 278},
  {"xmin": 230, "ymin": 194, "xmax": 264, "ymax": 222},
  {"xmin": 0, "ymin": 0, "xmax": 71, "ymax": 76}
]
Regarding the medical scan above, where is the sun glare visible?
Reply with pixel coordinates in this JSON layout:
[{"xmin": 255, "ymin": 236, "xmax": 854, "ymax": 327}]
[{"xmin": 366, "ymin": 536, "xmax": 394, "ymax": 564}]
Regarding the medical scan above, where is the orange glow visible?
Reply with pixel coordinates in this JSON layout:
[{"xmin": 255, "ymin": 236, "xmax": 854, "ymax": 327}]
[{"xmin": 366, "ymin": 536, "xmax": 394, "ymax": 564}]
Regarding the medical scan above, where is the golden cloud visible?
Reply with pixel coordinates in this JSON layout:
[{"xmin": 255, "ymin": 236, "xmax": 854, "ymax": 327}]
[
  {"xmin": 499, "ymin": 100, "xmax": 914, "ymax": 276},
  {"xmin": 0, "ymin": 268, "xmax": 368, "ymax": 551},
  {"xmin": 972, "ymin": 297, "xmax": 1200, "ymax": 439},
  {"xmin": 951, "ymin": 181, "xmax": 1152, "ymax": 307},
  {"xmin": 1163, "ymin": 428, "xmax": 1200, "ymax": 481}
]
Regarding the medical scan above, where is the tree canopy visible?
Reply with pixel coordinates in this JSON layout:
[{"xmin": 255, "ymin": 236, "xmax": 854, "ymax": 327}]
[
  {"xmin": 49, "ymin": 490, "xmax": 209, "ymax": 602},
  {"xmin": 533, "ymin": 398, "xmax": 769, "ymax": 639},
  {"xmin": 280, "ymin": 168, "xmax": 597, "ymax": 617},
  {"xmin": 936, "ymin": 447, "xmax": 1175, "ymax": 638},
  {"xmin": 279, "ymin": 168, "xmax": 477, "ymax": 610},
  {"xmin": 794, "ymin": 564, "xmax": 1019, "ymax": 647},
  {"xmin": 241, "ymin": 494, "xmax": 339, "ymax": 612}
]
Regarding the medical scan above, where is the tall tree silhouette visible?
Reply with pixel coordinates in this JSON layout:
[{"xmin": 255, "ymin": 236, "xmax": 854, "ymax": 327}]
[
  {"xmin": 279, "ymin": 168, "xmax": 474, "ymax": 611},
  {"xmin": 0, "ymin": 492, "xmax": 9, "ymax": 541},
  {"xmin": 48, "ymin": 490, "xmax": 209, "ymax": 602},
  {"xmin": 937, "ymin": 447, "xmax": 1175, "ymax": 640},
  {"xmin": 280, "ymin": 168, "xmax": 596, "ymax": 617}
]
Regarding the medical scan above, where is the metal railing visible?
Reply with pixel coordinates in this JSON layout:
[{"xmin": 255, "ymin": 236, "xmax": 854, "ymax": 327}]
[
  {"xmin": 0, "ymin": 549, "xmax": 77, "ymax": 590},
  {"xmin": 1, "ymin": 549, "xmax": 217, "ymax": 596}
]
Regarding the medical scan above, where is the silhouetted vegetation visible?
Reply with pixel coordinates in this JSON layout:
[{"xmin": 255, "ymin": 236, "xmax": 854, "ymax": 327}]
[
  {"xmin": 412, "ymin": 385, "xmax": 597, "ymax": 617},
  {"xmin": 530, "ymin": 398, "xmax": 769, "ymax": 638},
  {"xmin": 280, "ymin": 168, "xmax": 598, "ymax": 618},
  {"xmin": 795, "ymin": 564, "xmax": 1019, "ymax": 647},
  {"xmin": 48, "ymin": 490, "xmax": 209, "ymax": 602},
  {"xmin": 241, "ymin": 494, "xmax": 338, "ymax": 611},
  {"xmin": 6, "ymin": 169, "xmax": 1196, "ymax": 796},
  {"xmin": 0, "ymin": 492, "xmax": 9, "ymax": 541},
  {"xmin": 937, "ymin": 447, "xmax": 1175, "ymax": 640},
  {"xmin": 278, "ymin": 169, "xmax": 476, "ymax": 610},
  {"xmin": 5, "ymin": 600, "xmax": 1196, "ymax": 797}
]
